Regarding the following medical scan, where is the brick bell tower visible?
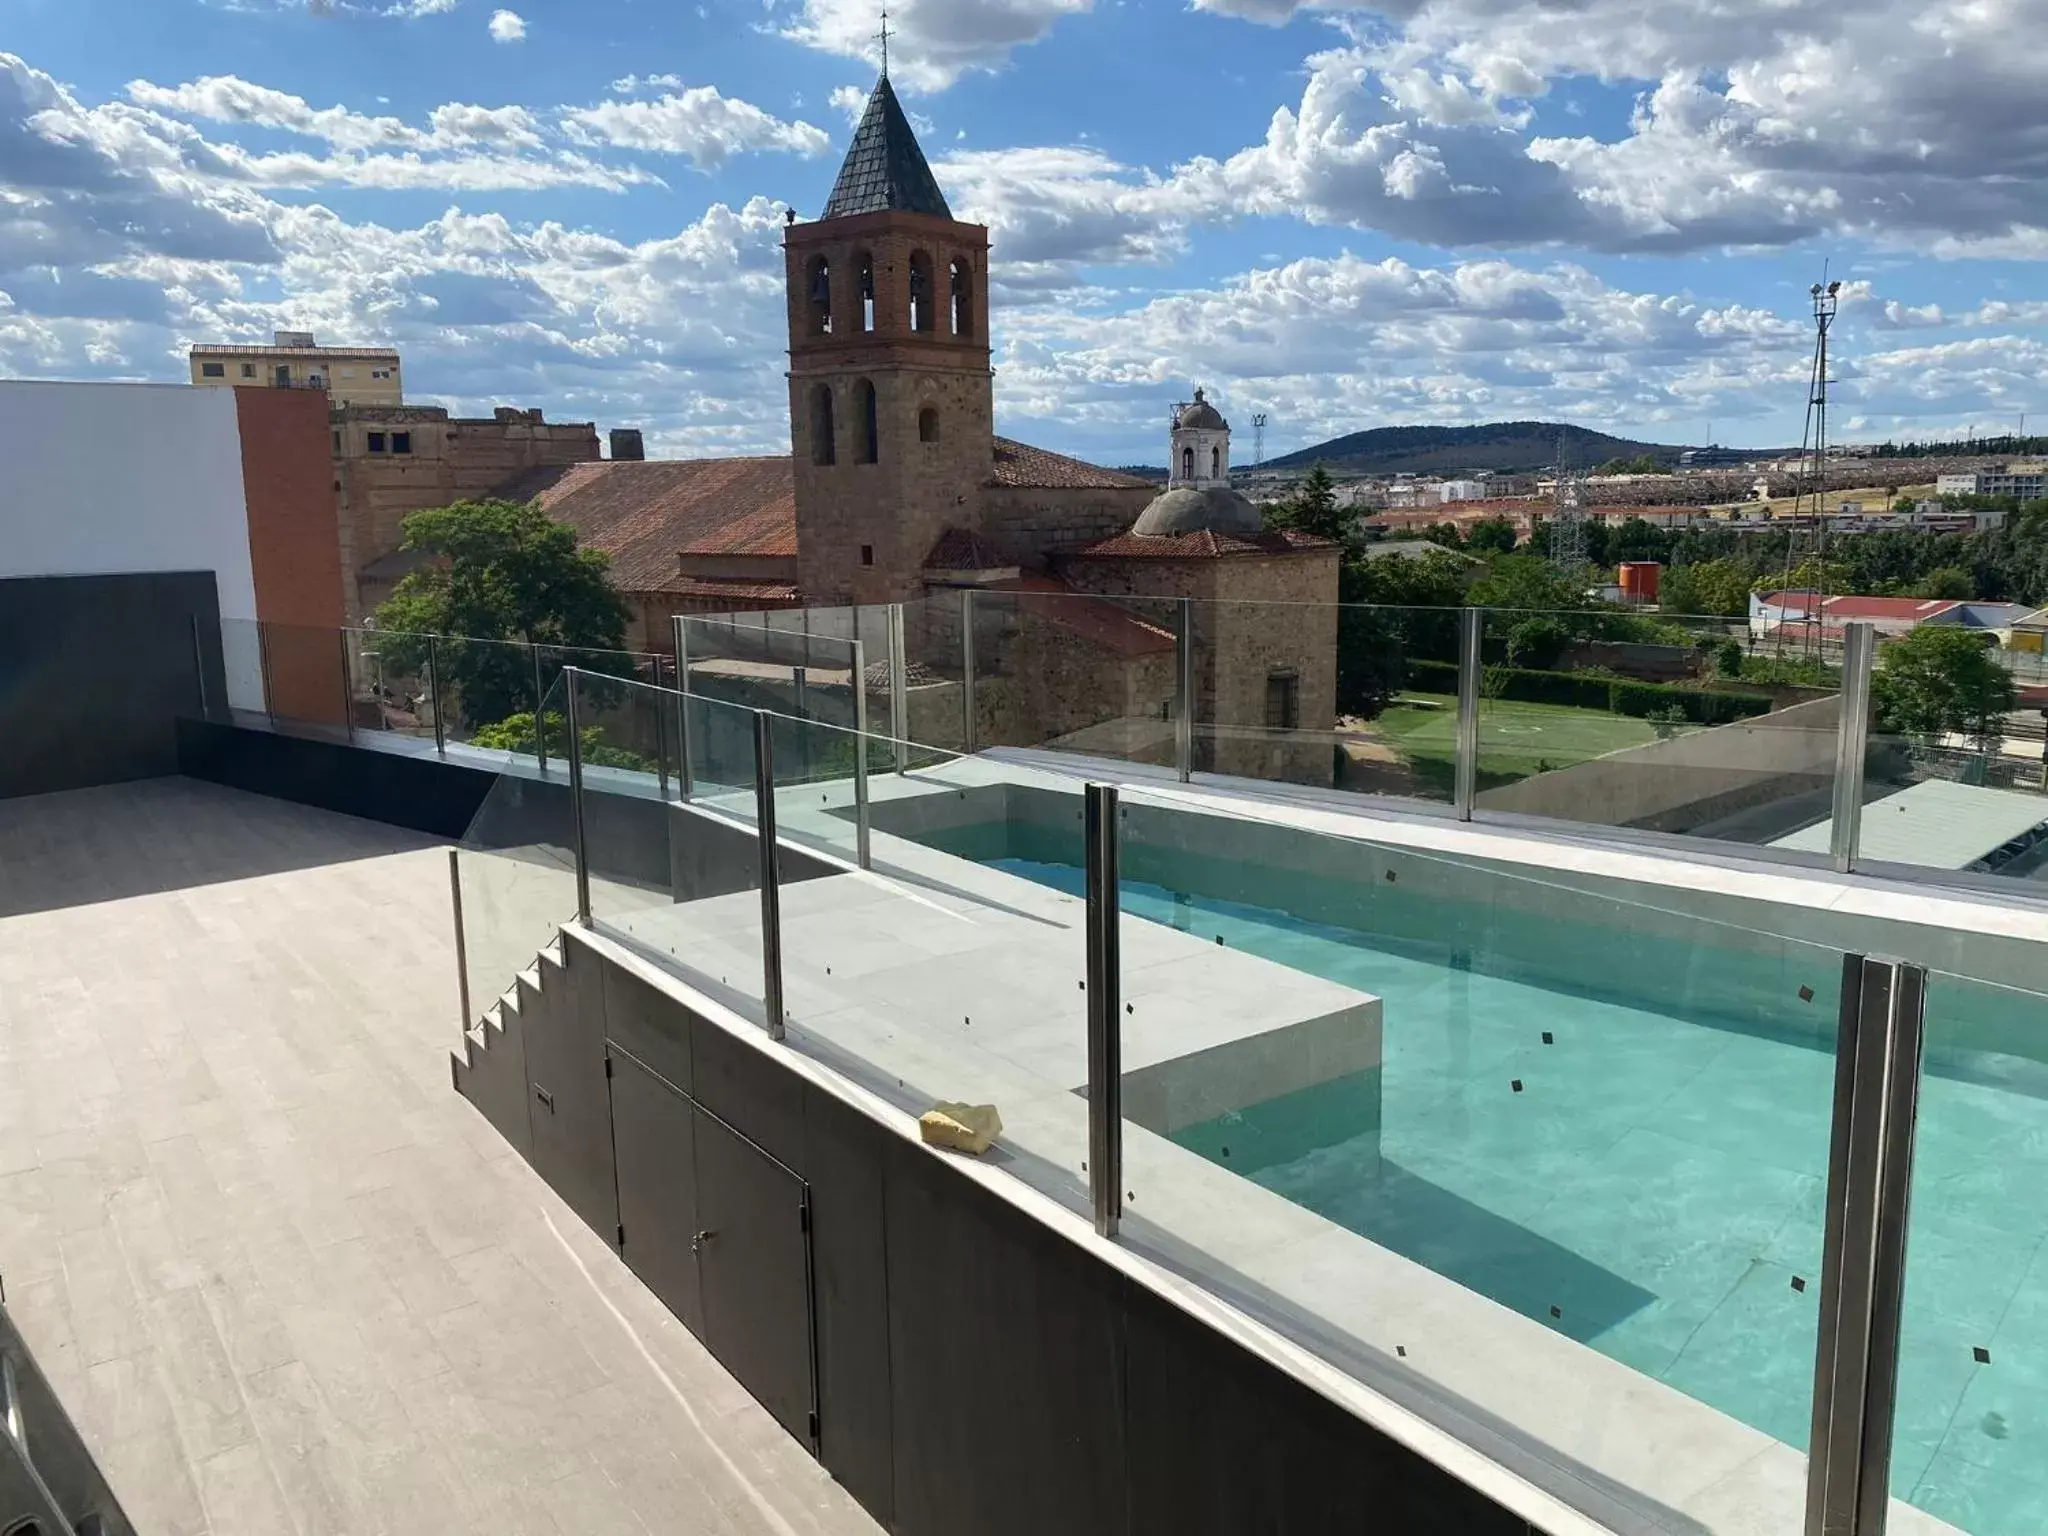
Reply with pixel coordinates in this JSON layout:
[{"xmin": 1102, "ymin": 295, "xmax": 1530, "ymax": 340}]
[{"xmin": 785, "ymin": 71, "xmax": 993, "ymax": 606}]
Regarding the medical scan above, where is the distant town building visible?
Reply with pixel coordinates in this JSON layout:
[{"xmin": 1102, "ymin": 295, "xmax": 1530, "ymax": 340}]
[
  {"xmin": 1438, "ymin": 479, "xmax": 1488, "ymax": 504},
  {"xmin": 190, "ymin": 331, "xmax": 403, "ymax": 407},
  {"xmin": 338, "ymin": 405, "xmax": 600, "ymax": 620},
  {"xmin": 1937, "ymin": 464, "xmax": 2048, "ymax": 500}
]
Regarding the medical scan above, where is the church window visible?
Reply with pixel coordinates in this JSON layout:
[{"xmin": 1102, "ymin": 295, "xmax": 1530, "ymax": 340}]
[
  {"xmin": 909, "ymin": 252, "xmax": 934, "ymax": 333},
  {"xmin": 857, "ymin": 251, "xmax": 875, "ymax": 332},
  {"xmin": 856, "ymin": 379, "xmax": 879, "ymax": 464},
  {"xmin": 1180, "ymin": 446, "xmax": 1193, "ymax": 480},
  {"xmin": 1211, "ymin": 445, "xmax": 1221, "ymax": 479},
  {"xmin": 808, "ymin": 255, "xmax": 832, "ymax": 335},
  {"xmin": 949, "ymin": 257, "xmax": 971, "ymax": 337},
  {"xmin": 861, "ymin": 545, "xmax": 874, "ymax": 566},
  {"xmin": 1265, "ymin": 670, "xmax": 1300, "ymax": 731},
  {"xmin": 919, "ymin": 406, "xmax": 939, "ymax": 443},
  {"xmin": 812, "ymin": 384, "xmax": 836, "ymax": 465}
]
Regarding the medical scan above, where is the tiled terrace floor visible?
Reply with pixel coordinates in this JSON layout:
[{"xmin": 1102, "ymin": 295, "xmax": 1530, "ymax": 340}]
[{"xmin": 0, "ymin": 777, "xmax": 881, "ymax": 1536}]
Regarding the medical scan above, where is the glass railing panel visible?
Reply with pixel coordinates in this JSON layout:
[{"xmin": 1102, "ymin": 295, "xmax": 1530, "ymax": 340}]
[
  {"xmin": 967, "ymin": 588, "xmax": 1184, "ymax": 770},
  {"xmin": 1098, "ymin": 783, "xmax": 1843, "ymax": 1530},
  {"xmin": 1892, "ymin": 961, "xmax": 2048, "ymax": 1534},
  {"xmin": 771, "ymin": 719, "xmax": 1093, "ymax": 1212},
  {"xmin": 1861, "ymin": 629, "xmax": 2048, "ymax": 883},
  {"xmin": 1299, "ymin": 598, "xmax": 1461, "ymax": 805},
  {"xmin": 678, "ymin": 612, "xmax": 866, "ymax": 733},
  {"xmin": 425, "ymin": 633, "xmax": 547, "ymax": 755},
  {"xmin": 587, "ymin": 680, "xmax": 766, "ymax": 1016},
  {"xmin": 1472, "ymin": 606, "xmax": 1833, "ymax": 851},
  {"xmin": 457, "ymin": 672, "xmax": 577, "ymax": 1021},
  {"xmin": 250, "ymin": 618, "xmax": 354, "ymax": 736},
  {"xmin": 217, "ymin": 615, "xmax": 268, "ymax": 717}
]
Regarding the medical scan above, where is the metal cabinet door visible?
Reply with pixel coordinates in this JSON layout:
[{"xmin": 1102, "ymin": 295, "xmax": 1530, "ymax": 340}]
[
  {"xmin": 608, "ymin": 1047, "xmax": 704, "ymax": 1338},
  {"xmin": 693, "ymin": 1106, "xmax": 817, "ymax": 1452}
]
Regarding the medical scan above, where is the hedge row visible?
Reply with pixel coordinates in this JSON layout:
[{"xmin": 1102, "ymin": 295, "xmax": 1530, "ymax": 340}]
[{"xmin": 1402, "ymin": 659, "xmax": 1771, "ymax": 725}]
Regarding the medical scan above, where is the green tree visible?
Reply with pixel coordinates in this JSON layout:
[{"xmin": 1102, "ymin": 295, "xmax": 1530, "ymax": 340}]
[
  {"xmin": 1336, "ymin": 545, "xmax": 1471, "ymax": 717},
  {"xmin": 1468, "ymin": 554, "xmax": 1583, "ymax": 612},
  {"xmin": 471, "ymin": 711, "xmax": 652, "ymax": 770},
  {"xmin": 1662, "ymin": 558, "xmax": 1754, "ymax": 617},
  {"xmin": 1465, "ymin": 516, "xmax": 1518, "ymax": 553},
  {"xmin": 373, "ymin": 499, "xmax": 632, "ymax": 724},
  {"xmin": 1714, "ymin": 638, "xmax": 1746, "ymax": 677},
  {"xmin": 1506, "ymin": 616, "xmax": 1570, "ymax": 670},
  {"xmin": 1870, "ymin": 627, "xmax": 2017, "ymax": 747},
  {"xmin": 1267, "ymin": 464, "xmax": 1353, "ymax": 545},
  {"xmin": 1914, "ymin": 565, "xmax": 1976, "ymax": 600}
]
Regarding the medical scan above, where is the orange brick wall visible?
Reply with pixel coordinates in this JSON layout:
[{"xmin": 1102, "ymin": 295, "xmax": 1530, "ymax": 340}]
[{"xmin": 234, "ymin": 387, "xmax": 349, "ymax": 726}]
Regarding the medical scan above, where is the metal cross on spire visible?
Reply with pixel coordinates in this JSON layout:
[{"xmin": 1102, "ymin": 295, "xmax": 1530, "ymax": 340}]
[{"xmin": 876, "ymin": 9, "xmax": 891, "ymax": 76}]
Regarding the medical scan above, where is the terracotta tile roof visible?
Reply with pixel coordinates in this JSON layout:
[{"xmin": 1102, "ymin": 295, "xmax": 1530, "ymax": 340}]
[
  {"xmin": 1066, "ymin": 527, "xmax": 1339, "ymax": 560},
  {"xmin": 924, "ymin": 527, "xmax": 1014, "ymax": 571},
  {"xmin": 990, "ymin": 437, "xmax": 1154, "ymax": 491},
  {"xmin": 664, "ymin": 577, "xmax": 801, "ymax": 603},
  {"xmin": 987, "ymin": 574, "xmax": 1176, "ymax": 658},
  {"xmin": 503, "ymin": 458, "xmax": 797, "ymax": 592}
]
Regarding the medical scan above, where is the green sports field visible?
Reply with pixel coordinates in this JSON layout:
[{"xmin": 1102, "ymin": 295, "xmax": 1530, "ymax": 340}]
[{"xmin": 1374, "ymin": 691, "xmax": 1687, "ymax": 793}]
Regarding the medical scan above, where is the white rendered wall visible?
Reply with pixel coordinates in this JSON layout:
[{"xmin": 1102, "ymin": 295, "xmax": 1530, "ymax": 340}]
[{"xmin": 0, "ymin": 380, "xmax": 262, "ymax": 709}]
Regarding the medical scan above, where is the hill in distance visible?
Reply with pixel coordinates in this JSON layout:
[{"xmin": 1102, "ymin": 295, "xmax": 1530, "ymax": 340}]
[{"xmin": 1261, "ymin": 421, "xmax": 1699, "ymax": 476}]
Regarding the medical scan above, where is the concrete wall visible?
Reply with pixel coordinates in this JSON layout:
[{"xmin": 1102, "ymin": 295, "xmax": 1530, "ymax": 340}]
[
  {"xmin": 1475, "ymin": 692, "xmax": 1842, "ymax": 832},
  {"xmin": 0, "ymin": 380, "xmax": 263, "ymax": 710}
]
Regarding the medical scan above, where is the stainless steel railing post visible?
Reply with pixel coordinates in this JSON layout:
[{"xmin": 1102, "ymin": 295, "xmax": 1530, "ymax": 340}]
[
  {"xmin": 531, "ymin": 641, "xmax": 549, "ymax": 775},
  {"xmin": 259, "ymin": 619, "xmax": 276, "ymax": 727},
  {"xmin": 565, "ymin": 667, "xmax": 592, "ymax": 925},
  {"xmin": 672, "ymin": 614, "xmax": 694, "ymax": 801},
  {"xmin": 655, "ymin": 654, "xmax": 671, "ymax": 801},
  {"xmin": 448, "ymin": 848, "xmax": 470, "ymax": 1032},
  {"xmin": 851, "ymin": 637, "xmax": 872, "ymax": 870},
  {"xmin": 888, "ymin": 602, "xmax": 909, "ymax": 774},
  {"xmin": 961, "ymin": 588, "xmax": 977, "ymax": 753},
  {"xmin": 1805, "ymin": 954, "xmax": 1927, "ymax": 1536},
  {"xmin": 190, "ymin": 612, "xmax": 209, "ymax": 719},
  {"xmin": 1831, "ymin": 623, "xmax": 1876, "ymax": 873},
  {"xmin": 339, "ymin": 629, "xmax": 357, "ymax": 744},
  {"xmin": 753, "ymin": 710, "xmax": 786, "ymax": 1040},
  {"xmin": 1084, "ymin": 782, "xmax": 1123, "ymax": 1238},
  {"xmin": 1454, "ymin": 607, "xmax": 1482, "ymax": 819},
  {"xmin": 426, "ymin": 634, "xmax": 444, "ymax": 754},
  {"xmin": 1175, "ymin": 597, "xmax": 1194, "ymax": 782}
]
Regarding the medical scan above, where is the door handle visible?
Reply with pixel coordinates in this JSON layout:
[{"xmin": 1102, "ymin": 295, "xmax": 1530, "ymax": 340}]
[
  {"xmin": 533, "ymin": 1085, "xmax": 554, "ymax": 1111},
  {"xmin": 691, "ymin": 1229, "xmax": 716, "ymax": 1254}
]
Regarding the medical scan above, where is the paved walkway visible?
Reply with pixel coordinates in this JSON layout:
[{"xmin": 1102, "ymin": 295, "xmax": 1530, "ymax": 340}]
[{"xmin": 0, "ymin": 777, "xmax": 881, "ymax": 1536}]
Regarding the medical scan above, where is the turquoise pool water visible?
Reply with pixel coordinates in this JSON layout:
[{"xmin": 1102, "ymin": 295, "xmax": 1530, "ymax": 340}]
[{"xmin": 990, "ymin": 855, "xmax": 2048, "ymax": 1536}]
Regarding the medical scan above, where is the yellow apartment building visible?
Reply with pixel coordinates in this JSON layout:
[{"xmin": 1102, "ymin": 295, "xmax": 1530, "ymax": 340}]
[{"xmin": 188, "ymin": 330, "xmax": 403, "ymax": 406}]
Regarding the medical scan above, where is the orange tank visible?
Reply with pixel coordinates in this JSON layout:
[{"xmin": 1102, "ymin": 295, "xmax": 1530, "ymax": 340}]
[{"xmin": 1618, "ymin": 561, "xmax": 1662, "ymax": 603}]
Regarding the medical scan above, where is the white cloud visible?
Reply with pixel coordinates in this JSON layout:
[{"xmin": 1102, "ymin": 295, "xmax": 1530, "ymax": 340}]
[
  {"xmin": 487, "ymin": 9, "xmax": 525, "ymax": 42},
  {"xmin": 387, "ymin": 0, "xmax": 459, "ymax": 15},
  {"xmin": 611, "ymin": 74, "xmax": 685, "ymax": 94},
  {"xmin": 828, "ymin": 84, "xmax": 868, "ymax": 125},
  {"xmin": 935, "ymin": 146, "xmax": 1190, "ymax": 284},
  {"xmin": 782, "ymin": 0, "xmax": 1091, "ymax": 91},
  {"xmin": 561, "ymin": 89, "xmax": 829, "ymax": 168}
]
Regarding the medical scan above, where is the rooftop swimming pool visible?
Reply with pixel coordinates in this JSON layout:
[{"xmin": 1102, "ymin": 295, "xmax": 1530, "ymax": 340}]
[{"xmin": 985, "ymin": 848, "xmax": 2048, "ymax": 1536}]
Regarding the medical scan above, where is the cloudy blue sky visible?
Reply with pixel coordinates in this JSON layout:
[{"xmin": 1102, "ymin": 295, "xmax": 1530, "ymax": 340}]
[{"xmin": 5, "ymin": 0, "xmax": 2048, "ymax": 464}]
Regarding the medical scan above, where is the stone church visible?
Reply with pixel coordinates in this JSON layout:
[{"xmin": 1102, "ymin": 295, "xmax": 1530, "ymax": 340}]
[{"xmin": 516, "ymin": 71, "xmax": 1340, "ymax": 783}]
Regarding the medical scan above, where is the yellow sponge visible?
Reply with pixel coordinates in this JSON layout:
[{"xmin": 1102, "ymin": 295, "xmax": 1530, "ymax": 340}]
[{"xmin": 918, "ymin": 1101, "xmax": 1003, "ymax": 1155}]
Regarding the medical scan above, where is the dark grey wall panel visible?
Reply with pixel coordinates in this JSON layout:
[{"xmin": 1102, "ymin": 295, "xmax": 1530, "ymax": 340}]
[
  {"xmin": 522, "ymin": 944, "xmax": 620, "ymax": 1246},
  {"xmin": 2, "ymin": 571, "xmax": 225, "ymax": 800},
  {"xmin": 883, "ymin": 1135, "xmax": 1128, "ymax": 1536},
  {"xmin": 603, "ymin": 962, "xmax": 693, "ymax": 1096},
  {"xmin": 610, "ymin": 1047, "xmax": 704, "ymax": 1336},
  {"xmin": 1126, "ymin": 1287, "xmax": 1532, "ymax": 1535},
  {"xmin": 177, "ymin": 718, "xmax": 495, "ymax": 836},
  {"xmin": 690, "ymin": 1003, "xmax": 806, "ymax": 1170},
  {"xmin": 801, "ymin": 1084, "xmax": 895, "ymax": 1525},
  {"xmin": 539, "ymin": 935, "xmax": 1559, "ymax": 1536},
  {"xmin": 693, "ymin": 1107, "xmax": 816, "ymax": 1448}
]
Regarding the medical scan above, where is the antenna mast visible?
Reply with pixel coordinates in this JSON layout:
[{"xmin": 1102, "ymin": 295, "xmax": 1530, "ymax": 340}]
[
  {"xmin": 1548, "ymin": 427, "xmax": 1587, "ymax": 576},
  {"xmin": 1782, "ymin": 275, "xmax": 1840, "ymax": 655},
  {"xmin": 1253, "ymin": 412, "xmax": 1268, "ymax": 469}
]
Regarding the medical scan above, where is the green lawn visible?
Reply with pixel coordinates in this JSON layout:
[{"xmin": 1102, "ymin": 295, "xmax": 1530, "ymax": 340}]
[{"xmin": 1374, "ymin": 691, "xmax": 1682, "ymax": 793}]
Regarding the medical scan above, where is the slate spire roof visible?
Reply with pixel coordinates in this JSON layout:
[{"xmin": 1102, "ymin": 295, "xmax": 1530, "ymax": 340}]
[{"xmin": 820, "ymin": 74, "xmax": 953, "ymax": 220}]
